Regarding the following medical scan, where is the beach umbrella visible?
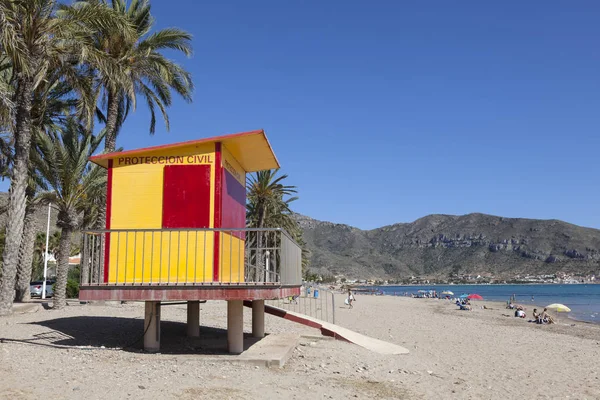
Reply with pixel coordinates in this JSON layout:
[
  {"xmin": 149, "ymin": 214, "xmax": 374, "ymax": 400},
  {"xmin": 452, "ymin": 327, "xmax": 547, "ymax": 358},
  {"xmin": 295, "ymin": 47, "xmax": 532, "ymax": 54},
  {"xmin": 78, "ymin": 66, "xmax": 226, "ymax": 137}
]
[
  {"xmin": 467, "ymin": 294, "xmax": 483, "ymax": 300},
  {"xmin": 459, "ymin": 294, "xmax": 469, "ymax": 299},
  {"xmin": 546, "ymin": 303, "xmax": 571, "ymax": 323},
  {"xmin": 546, "ymin": 303, "xmax": 571, "ymax": 312},
  {"xmin": 441, "ymin": 290, "xmax": 454, "ymax": 296}
]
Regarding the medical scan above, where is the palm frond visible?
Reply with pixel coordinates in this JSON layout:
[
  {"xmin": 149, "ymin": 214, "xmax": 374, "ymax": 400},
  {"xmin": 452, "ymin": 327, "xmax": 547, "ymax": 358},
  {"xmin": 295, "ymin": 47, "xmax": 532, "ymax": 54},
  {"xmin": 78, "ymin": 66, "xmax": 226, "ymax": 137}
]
[{"xmin": 74, "ymin": 0, "xmax": 193, "ymax": 145}]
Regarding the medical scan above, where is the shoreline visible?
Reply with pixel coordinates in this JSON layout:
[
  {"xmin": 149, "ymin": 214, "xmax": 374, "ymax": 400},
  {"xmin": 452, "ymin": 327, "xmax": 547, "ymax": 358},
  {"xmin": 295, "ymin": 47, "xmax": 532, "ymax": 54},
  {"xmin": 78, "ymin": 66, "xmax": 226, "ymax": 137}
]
[
  {"xmin": 356, "ymin": 282, "xmax": 599, "ymax": 286},
  {"xmin": 381, "ymin": 293, "xmax": 600, "ymax": 325},
  {"xmin": 350, "ymin": 283, "xmax": 600, "ymax": 325}
]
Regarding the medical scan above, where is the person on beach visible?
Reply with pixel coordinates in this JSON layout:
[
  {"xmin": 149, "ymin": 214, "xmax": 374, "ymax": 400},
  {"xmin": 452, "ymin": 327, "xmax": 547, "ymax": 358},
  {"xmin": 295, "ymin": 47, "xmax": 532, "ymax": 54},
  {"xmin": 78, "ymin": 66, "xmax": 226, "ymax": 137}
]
[
  {"xmin": 532, "ymin": 308, "xmax": 542, "ymax": 323},
  {"xmin": 346, "ymin": 289, "xmax": 355, "ymax": 309},
  {"xmin": 540, "ymin": 308, "xmax": 555, "ymax": 324}
]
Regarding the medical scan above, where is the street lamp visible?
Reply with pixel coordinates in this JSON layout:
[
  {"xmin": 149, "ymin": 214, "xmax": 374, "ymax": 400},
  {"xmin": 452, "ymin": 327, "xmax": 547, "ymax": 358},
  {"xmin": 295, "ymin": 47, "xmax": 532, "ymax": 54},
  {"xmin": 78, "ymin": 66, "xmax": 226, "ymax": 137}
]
[{"xmin": 41, "ymin": 203, "xmax": 51, "ymax": 300}]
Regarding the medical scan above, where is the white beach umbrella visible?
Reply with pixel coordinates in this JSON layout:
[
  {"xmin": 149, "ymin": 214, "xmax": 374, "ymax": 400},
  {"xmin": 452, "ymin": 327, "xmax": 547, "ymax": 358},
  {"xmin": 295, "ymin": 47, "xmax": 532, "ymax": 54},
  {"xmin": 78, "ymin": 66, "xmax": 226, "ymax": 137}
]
[
  {"xmin": 546, "ymin": 303, "xmax": 571, "ymax": 313},
  {"xmin": 546, "ymin": 303, "xmax": 571, "ymax": 323}
]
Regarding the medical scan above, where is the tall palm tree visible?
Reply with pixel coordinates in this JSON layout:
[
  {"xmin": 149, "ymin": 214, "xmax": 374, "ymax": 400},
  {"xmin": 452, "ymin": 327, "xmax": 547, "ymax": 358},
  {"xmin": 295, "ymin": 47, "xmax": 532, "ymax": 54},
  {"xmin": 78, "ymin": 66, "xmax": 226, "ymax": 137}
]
[
  {"xmin": 246, "ymin": 170, "xmax": 309, "ymax": 280},
  {"xmin": 1, "ymin": 63, "xmax": 89, "ymax": 302},
  {"xmin": 77, "ymin": 0, "xmax": 194, "ymax": 152},
  {"xmin": 15, "ymin": 75, "xmax": 75, "ymax": 302},
  {"xmin": 14, "ymin": 190, "xmax": 41, "ymax": 301},
  {"xmin": 31, "ymin": 121, "xmax": 106, "ymax": 309},
  {"xmin": 0, "ymin": 0, "xmax": 134, "ymax": 315}
]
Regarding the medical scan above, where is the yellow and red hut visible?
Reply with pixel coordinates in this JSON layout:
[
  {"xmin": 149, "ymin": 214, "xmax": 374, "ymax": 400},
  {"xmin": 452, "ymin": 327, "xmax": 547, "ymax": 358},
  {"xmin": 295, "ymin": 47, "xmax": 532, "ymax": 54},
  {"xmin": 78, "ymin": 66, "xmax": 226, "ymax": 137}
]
[{"xmin": 79, "ymin": 130, "xmax": 302, "ymax": 353}]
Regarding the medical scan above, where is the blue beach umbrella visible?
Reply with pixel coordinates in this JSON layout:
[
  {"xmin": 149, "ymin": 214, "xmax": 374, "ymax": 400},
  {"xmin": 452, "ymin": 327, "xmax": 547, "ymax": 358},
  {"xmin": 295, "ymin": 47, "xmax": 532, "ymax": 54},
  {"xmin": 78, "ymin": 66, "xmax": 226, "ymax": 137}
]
[{"xmin": 459, "ymin": 294, "xmax": 469, "ymax": 299}]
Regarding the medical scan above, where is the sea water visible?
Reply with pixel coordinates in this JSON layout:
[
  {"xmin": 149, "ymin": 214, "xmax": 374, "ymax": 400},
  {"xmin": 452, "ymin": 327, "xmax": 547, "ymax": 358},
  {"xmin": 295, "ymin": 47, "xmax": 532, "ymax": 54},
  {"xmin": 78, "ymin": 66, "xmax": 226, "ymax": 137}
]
[{"xmin": 374, "ymin": 284, "xmax": 600, "ymax": 324}]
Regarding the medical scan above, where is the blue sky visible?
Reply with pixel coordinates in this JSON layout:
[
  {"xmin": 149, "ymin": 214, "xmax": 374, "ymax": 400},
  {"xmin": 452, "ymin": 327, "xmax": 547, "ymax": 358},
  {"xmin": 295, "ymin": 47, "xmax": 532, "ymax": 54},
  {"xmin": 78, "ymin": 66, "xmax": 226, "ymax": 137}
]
[{"xmin": 9, "ymin": 1, "xmax": 600, "ymax": 229}]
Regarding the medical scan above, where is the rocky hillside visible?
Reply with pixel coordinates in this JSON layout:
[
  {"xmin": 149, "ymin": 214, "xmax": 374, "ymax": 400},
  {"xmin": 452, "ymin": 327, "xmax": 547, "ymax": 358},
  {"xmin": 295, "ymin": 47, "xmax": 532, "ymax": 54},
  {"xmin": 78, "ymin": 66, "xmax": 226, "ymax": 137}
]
[
  {"xmin": 2, "ymin": 189, "xmax": 599, "ymax": 281},
  {"xmin": 297, "ymin": 213, "xmax": 600, "ymax": 280}
]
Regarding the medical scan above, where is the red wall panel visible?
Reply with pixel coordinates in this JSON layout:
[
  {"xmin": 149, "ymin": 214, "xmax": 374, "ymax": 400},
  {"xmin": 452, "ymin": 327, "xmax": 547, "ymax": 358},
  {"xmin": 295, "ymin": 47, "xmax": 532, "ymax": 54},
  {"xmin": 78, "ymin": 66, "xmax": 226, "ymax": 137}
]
[{"xmin": 162, "ymin": 165, "xmax": 211, "ymax": 228}]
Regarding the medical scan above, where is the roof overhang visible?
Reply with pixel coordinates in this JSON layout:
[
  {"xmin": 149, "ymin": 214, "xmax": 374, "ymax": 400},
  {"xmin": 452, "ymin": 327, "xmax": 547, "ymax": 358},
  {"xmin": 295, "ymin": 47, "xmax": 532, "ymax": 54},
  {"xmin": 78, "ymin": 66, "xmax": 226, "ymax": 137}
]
[{"xmin": 89, "ymin": 129, "xmax": 280, "ymax": 172}]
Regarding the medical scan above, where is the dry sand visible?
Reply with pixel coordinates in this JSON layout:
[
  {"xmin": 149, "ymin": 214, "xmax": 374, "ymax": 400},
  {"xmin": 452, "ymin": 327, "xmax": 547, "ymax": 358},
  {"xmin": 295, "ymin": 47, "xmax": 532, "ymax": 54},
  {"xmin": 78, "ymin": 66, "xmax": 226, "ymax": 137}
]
[{"xmin": 1, "ymin": 294, "xmax": 599, "ymax": 399}]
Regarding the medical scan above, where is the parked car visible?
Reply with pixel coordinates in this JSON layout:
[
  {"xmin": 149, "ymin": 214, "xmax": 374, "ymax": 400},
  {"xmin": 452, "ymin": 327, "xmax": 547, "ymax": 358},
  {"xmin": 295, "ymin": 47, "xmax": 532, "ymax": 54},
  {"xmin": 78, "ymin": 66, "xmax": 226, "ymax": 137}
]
[{"xmin": 30, "ymin": 280, "xmax": 55, "ymax": 298}]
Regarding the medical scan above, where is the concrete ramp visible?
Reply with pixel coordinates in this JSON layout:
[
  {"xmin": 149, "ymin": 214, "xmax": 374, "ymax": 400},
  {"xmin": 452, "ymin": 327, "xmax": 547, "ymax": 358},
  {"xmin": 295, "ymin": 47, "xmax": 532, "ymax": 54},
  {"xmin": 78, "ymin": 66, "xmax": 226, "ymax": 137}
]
[{"xmin": 243, "ymin": 301, "xmax": 409, "ymax": 355}]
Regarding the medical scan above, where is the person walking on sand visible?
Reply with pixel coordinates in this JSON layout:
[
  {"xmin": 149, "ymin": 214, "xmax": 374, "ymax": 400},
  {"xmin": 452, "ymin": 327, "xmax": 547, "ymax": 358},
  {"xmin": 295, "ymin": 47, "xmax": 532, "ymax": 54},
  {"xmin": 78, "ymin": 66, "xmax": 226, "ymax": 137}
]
[{"xmin": 346, "ymin": 289, "xmax": 355, "ymax": 309}]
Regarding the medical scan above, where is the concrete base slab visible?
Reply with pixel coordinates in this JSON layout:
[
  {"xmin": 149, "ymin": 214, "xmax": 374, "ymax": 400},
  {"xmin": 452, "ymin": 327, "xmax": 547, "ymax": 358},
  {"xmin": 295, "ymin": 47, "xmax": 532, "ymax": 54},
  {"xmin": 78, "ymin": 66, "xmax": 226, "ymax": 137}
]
[
  {"xmin": 166, "ymin": 333, "xmax": 300, "ymax": 368},
  {"xmin": 235, "ymin": 333, "xmax": 299, "ymax": 368}
]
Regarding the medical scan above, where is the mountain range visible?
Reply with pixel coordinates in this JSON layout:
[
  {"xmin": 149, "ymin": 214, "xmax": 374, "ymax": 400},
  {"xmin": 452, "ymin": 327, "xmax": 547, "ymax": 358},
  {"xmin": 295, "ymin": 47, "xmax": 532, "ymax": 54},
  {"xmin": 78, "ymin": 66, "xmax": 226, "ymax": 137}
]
[
  {"xmin": 297, "ymin": 213, "xmax": 600, "ymax": 281},
  {"xmin": 1, "ymin": 191, "xmax": 599, "ymax": 281}
]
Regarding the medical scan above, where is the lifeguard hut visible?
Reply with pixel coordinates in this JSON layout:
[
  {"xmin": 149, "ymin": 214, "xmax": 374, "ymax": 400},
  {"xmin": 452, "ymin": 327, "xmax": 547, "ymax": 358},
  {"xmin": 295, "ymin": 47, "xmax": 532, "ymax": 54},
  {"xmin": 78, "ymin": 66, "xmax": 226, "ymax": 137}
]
[{"xmin": 79, "ymin": 130, "xmax": 302, "ymax": 353}]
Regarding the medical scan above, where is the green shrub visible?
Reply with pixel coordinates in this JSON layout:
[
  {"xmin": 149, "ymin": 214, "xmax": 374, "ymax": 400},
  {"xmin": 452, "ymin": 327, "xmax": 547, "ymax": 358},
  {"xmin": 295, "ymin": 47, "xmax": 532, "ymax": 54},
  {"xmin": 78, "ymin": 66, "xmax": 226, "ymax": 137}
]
[
  {"xmin": 50, "ymin": 279, "xmax": 80, "ymax": 298},
  {"xmin": 66, "ymin": 279, "xmax": 79, "ymax": 298},
  {"xmin": 67, "ymin": 266, "xmax": 80, "ymax": 282}
]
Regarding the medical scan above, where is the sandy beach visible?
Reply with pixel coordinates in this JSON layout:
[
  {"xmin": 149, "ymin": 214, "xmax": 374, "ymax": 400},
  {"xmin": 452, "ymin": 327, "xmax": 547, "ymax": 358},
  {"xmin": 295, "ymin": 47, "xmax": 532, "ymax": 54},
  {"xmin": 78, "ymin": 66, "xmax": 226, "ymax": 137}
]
[{"xmin": 1, "ymin": 294, "xmax": 599, "ymax": 399}]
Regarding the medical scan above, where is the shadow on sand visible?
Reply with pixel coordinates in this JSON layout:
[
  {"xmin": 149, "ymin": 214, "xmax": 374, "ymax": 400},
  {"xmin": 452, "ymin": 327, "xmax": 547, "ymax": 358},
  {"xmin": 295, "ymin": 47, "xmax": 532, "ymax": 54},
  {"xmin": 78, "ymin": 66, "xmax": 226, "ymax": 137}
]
[{"xmin": 13, "ymin": 316, "xmax": 262, "ymax": 355}]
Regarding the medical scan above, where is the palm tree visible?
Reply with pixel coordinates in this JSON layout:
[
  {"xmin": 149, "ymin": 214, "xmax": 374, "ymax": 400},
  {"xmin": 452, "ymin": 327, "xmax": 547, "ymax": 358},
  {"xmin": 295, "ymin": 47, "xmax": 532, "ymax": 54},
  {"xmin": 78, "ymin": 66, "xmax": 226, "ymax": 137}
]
[
  {"xmin": 246, "ymin": 170, "xmax": 310, "ymax": 280},
  {"xmin": 0, "ymin": 55, "xmax": 12, "ymax": 134},
  {"xmin": 1, "ymin": 64, "xmax": 90, "ymax": 302},
  {"xmin": 14, "ymin": 193, "xmax": 41, "ymax": 301},
  {"xmin": 77, "ymin": 0, "xmax": 194, "ymax": 153},
  {"xmin": 0, "ymin": 0, "xmax": 134, "ymax": 315},
  {"xmin": 15, "ymin": 74, "xmax": 76, "ymax": 302},
  {"xmin": 247, "ymin": 170, "xmax": 298, "ymax": 231},
  {"xmin": 31, "ymin": 120, "xmax": 106, "ymax": 309}
]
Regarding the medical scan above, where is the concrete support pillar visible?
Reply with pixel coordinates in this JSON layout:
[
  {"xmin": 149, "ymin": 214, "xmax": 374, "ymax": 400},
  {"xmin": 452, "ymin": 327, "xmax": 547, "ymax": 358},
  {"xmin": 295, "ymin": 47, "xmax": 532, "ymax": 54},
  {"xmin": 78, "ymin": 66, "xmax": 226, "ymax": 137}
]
[
  {"xmin": 252, "ymin": 300, "xmax": 265, "ymax": 338},
  {"xmin": 144, "ymin": 301, "xmax": 161, "ymax": 352},
  {"xmin": 227, "ymin": 300, "xmax": 244, "ymax": 354},
  {"xmin": 187, "ymin": 301, "xmax": 200, "ymax": 337}
]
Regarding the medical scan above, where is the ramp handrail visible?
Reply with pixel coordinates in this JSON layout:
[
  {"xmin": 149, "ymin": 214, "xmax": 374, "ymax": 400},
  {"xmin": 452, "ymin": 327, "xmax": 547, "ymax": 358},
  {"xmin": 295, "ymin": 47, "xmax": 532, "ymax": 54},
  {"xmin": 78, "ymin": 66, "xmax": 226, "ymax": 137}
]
[{"xmin": 267, "ymin": 286, "xmax": 336, "ymax": 324}]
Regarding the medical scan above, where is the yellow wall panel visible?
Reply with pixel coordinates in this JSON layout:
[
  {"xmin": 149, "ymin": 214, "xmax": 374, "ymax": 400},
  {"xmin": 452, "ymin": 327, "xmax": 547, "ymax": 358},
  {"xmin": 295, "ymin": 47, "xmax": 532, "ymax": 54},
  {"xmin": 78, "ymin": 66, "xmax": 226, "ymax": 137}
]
[
  {"xmin": 111, "ymin": 164, "xmax": 163, "ymax": 229},
  {"xmin": 219, "ymin": 233, "xmax": 245, "ymax": 283},
  {"xmin": 108, "ymin": 231, "xmax": 214, "ymax": 284}
]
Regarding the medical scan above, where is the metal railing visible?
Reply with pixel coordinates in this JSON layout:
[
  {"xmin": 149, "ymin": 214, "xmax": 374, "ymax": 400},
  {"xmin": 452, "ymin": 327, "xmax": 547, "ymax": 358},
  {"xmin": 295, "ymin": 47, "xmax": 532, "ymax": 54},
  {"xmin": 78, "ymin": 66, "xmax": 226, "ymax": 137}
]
[
  {"xmin": 267, "ymin": 286, "xmax": 336, "ymax": 324},
  {"xmin": 80, "ymin": 228, "xmax": 302, "ymax": 286}
]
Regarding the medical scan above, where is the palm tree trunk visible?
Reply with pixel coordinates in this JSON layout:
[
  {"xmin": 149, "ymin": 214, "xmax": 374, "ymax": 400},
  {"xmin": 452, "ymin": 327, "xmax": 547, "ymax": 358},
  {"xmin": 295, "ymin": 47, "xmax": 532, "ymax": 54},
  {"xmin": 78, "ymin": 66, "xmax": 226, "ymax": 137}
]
[
  {"xmin": 0, "ymin": 77, "xmax": 34, "ymax": 316},
  {"xmin": 15, "ymin": 206, "xmax": 37, "ymax": 302},
  {"xmin": 53, "ymin": 227, "xmax": 72, "ymax": 310},
  {"xmin": 95, "ymin": 90, "xmax": 119, "ymax": 283},
  {"xmin": 104, "ymin": 90, "xmax": 120, "ymax": 153}
]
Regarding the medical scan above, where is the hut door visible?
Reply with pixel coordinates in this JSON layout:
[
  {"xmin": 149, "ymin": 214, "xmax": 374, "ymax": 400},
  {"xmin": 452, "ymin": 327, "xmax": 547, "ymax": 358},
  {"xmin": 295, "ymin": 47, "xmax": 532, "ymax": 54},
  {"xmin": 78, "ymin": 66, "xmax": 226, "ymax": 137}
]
[{"xmin": 162, "ymin": 165, "xmax": 211, "ymax": 228}]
